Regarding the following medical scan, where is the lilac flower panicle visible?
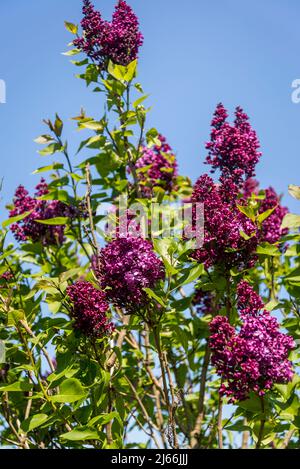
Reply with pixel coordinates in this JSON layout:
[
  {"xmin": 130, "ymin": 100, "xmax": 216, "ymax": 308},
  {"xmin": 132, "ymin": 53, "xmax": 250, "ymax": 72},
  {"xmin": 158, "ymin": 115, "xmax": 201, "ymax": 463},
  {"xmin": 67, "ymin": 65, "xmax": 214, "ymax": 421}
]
[
  {"xmin": 243, "ymin": 179, "xmax": 289, "ymax": 244},
  {"xmin": 191, "ymin": 174, "xmax": 258, "ymax": 270},
  {"xmin": 209, "ymin": 281, "xmax": 295, "ymax": 402},
  {"xmin": 74, "ymin": 0, "xmax": 143, "ymax": 67},
  {"xmin": 95, "ymin": 237, "xmax": 165, "ymax": 311},
  {"xmin": 259, "ymin": 186, "xmax": 288, "ymax": 244},
  {"xmin": 206, "ymin": 104, "xmax": 262, "ymax": 188},
  {"xmin": 135, "ymin": 134, "xmax": 178, "ymax": 197},
  {"xmin": 9, "ymin": 179, "xmax": 76, "ymax": 246},
  {"xmin": 0, "ymin": 271, "xmax": 14, "ymax": 289},
  {"xmin": 192, "ymin": 289, "xmax": 217, "ymax": 316},
  {"xmin": 67, "ymin": 281, "xmax": 114, "ymax": 337}
]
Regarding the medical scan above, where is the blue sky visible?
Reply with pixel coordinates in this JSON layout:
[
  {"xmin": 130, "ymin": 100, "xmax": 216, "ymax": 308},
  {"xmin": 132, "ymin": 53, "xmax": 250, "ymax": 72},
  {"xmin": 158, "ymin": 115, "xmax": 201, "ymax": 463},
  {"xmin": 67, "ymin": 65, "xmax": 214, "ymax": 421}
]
[{"xmin": 1, "ymin": 0, "xmax": 300, "ymax": 218}]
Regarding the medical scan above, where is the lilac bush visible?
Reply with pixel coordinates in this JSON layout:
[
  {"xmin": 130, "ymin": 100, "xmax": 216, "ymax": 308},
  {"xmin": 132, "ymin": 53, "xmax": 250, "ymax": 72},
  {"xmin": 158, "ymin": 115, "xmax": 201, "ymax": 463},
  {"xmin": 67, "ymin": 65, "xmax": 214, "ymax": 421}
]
[{"xmin": 0, "ymin": 0, "xmax": 299, "ymax": 452}]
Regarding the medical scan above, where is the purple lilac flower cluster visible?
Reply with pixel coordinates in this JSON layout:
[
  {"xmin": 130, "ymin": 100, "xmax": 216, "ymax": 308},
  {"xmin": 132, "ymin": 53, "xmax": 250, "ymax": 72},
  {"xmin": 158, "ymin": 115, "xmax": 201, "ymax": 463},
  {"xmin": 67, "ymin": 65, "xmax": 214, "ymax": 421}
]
[
  {"xmin": 206, "ymin": 103, "xmax": 262, "ymax": 188},
  {"xmin": 191, "ymin": 173, "xmax": 258, "ymax": 270},
  {"xmin": 192, "ymin": 104, "xmax": 287, "ymax": 270},
  {"xmin": 0, "ymin": 271, "xmax": 13, "ymax": 282},
  {"xmin": 9, "ymin": 179, "xmax": 75, "ymax": 245},
  {"xmin": 74, "ymin": 0, "xmax": 143, "ymax": 67},
  {"xmin": 0, "ymin": 271, "xmax": 14, "ymax": 289},
  {"xmin": 209, "ymin": 281, "xmax": 295, "ymax": 402},
  {"xmin": 243, "ymin": 178, "xmax": 288, "ymax": 244},
  {"xmin": 95, "ymin": 237, "xmax": 165, "ymax": 311},
  {"xmin": 192, "ymin": 288, "xmax": 217, "ymax": 316},
  {"xmin": 135, "ymin": 135, "xmax": 178, "ymax": 197},
  {"xmin": 67, "ymin": 281, "xmax": 114, "ymax": 337}
]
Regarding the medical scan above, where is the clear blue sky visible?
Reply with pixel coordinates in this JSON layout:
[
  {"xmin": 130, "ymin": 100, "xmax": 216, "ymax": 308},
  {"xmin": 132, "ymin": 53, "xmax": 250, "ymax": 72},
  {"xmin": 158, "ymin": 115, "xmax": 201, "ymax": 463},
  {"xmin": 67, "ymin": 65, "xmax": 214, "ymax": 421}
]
[{"xmin": 1, "ymin": 0, "xmax": 300, "ymax": 217}]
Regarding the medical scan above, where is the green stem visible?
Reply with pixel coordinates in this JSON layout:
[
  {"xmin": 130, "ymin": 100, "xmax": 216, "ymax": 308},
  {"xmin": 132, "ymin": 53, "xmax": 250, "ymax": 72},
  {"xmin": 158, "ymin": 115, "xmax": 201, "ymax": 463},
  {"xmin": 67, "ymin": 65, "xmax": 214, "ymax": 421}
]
[{"xmin": 256, "ymin": 396, "xmax": 266, "ymax": 449}]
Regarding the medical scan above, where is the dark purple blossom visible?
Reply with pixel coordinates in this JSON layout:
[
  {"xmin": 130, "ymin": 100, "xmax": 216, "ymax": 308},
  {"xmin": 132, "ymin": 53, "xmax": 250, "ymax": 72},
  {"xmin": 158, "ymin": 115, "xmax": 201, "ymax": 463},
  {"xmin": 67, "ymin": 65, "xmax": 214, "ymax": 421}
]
[
  {"xmin": 206, "ymin": 104, "xmax": 262, "ymax": 188},
  {"xmin": 259, "ymin": 186, "xmax": 288, "ymax": 244},
  {"xmin": 95, "ymin": 237, "xmax": 165, "ymax": 311},
  {"xmin": 0, "ymin": 271, "xmax": 14, "ymax": 289},
  {"xmin": 67, "ymin": 281, "xmax": 113, "ymax": 337},
  {"xmin": 243, "ymin": 179, "xmax": 289, "ymax": 244},
  {"xmin": 192, "ymin": 289, "xmax": 217, "ymax": 316},
  {"xmin": 135, "ymin": 135, "xmax": 178, "ymax": 197},
  {"xmin": 0, "ymin": 271, "xmax": 14, "ymax": 282},
  {"xmin": 74, "ymin": 0, "xmax": 143, "ymax": 67},
  {"xmin": 209, "ymin": 282, "xmax": 295, "ymax": 402},
  {"xmin": 9, "ymin": 179, "xmax": 76, "ymax": 245},
  {"xmin": 191, "ymin": 174, "xmax": 258, "ymax": 270}
]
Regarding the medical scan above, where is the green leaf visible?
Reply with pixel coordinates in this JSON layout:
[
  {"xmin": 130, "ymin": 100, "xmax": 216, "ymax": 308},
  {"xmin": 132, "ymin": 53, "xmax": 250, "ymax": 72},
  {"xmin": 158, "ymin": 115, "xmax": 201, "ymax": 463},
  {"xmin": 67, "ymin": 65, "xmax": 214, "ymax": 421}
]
[
  {"xmin": 34, "ymin": 135, "xmax": 55, "ymax": 144},
  {"xmin": 7, "ymin": 309, "xmax": 25, "ymax": 327},
  {"xmin": 21, "ymin": 414, "xmax": 49, "ymax": 432},
  {"xmin": 89, "ymin": 412, "xmax": 119, "ymax": 427},
  {"xmin": 38, "ymin": 142, "xmax": 62, "ymax": 156},
  {"xmin": 81, "ymin": 120, "xmax": 104, "ymax": 131},
  {"xmin": 288, "ymin": 184, "xmax": 300, "ymax": 200},
  {"xmin": 281, "ymin": 213, "xmax": 300, "ymax": 230},
  {"xmin": 54, "ymin": 114, "xmax": 63, "ymax": 137},
  {"xmin": 62, "ymin": 48, "xmax": 80, "ymax": 56},
  {"xmin": 237, "ymin": 205, "xmax": 255, "ymax": 222},
  {"xmin": 174, "ymin": 264, "xmax": 205, "ymax": 290},
  {"xmin": 64, "ymin": 21, "xmax": 78, "ymax": 35},
  {"xmin": 60, "ymin": 426, "xmax": 100, "ymax": 441},
  {"xmin": 238, "ymin": 394, "xmax": 265, "ymax": 413},
  {"xmin": 108, "ymin": 59, "xmax": 137, "ymax": 82},
  {"xmin": 0, "ymin": 381, "xmax": 33, "ymax": 392},
  {"xmin": 35, "ymin": 217, "xmax": 69, "ymax": 226},
  {"xmin": 256, "ymin": 243, "xmax": 280, "ymax": 257},
  {"xmin": 257, "ymin": 206, "xmax": 276, "ymax": 224},
  {"xmin": 2, "ymin": 211, "xmax": 32, "ymax": 229},
  {"xmin": 133, "ymin": 94, "xmax": 149, "ymax": 108},
  {"xmin": 50, "ymin": 378, "xmax": 87, "ymax": 403},
  {"xmin": 143, "ymin": 288, "xmax": 165, "ymax": 307},
  {"xmin": 264, "ymin": 299, "xmax": 280, "ymax": 311},
  {"xmin": 33, "ymin": 163, "xmax": 64, "ymax": 174}
]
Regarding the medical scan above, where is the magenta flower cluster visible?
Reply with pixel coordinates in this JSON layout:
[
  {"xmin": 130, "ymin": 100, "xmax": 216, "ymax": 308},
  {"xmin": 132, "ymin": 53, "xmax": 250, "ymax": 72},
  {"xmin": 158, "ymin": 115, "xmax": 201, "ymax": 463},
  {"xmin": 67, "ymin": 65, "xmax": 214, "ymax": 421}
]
[
  {"xmin": 206, "ymin": 103, "xmax": 262, "ymax": 188},
  {"xmin": 74, "ymin": 0, "xmax": 143, "ymax": 67},
  {"xmin": 67, "ymin": 281, "xmax": 114, "ymax": 337},
  {"xmin": 192, "ymin": 104, "xmax": 288, "ymax": 270},
  {"xmin": 135, "ymin": 135, "xmax": 178, "ymax": 197},
  {"xmin": 95, "ymin": 237, "xmax": 165, "ymax": 311},
  {"xmin": 192, "ymin": 173, "xmax": 259, "ymax": 270},
  {"xmin": 243, "ymin": 178, "xmax": 288, "ymax": 244},
  {"xmin": 0, "ymin": 271, "xmax": 13, "ymax": 282},
  {"xmin": 192, "ymin": 288, "xmax": 217, "ymax": 316},
  {"xmin": 0, "ymin": 271, "xmax": 13, "ymax": 289},
  {"xmin": 209, "ymin": 281, "xmax": 295, "ymax": 402},
  {"xmin": 9, "ymin": 179, "xmax": 75, "ymax": 245}
]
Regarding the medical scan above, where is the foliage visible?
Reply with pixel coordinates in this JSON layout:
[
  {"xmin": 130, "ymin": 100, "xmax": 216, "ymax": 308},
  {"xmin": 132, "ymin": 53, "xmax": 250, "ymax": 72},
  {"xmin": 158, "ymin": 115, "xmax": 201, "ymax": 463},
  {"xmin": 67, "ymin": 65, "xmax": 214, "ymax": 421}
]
[{"xmin": 0, "ymin": 0, "xmax": 299, "ymax": 450}]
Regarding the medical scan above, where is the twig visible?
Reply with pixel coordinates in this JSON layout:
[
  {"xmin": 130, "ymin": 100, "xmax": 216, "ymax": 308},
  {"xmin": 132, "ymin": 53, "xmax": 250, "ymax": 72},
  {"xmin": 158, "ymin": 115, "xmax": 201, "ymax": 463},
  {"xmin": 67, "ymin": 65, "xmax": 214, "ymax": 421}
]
[
  {"xmin": 153, "ymin": 326, "xmax": 179, "ymax": 449},
  {"xmin": 190, "ymin": 341, "xmax": 211, "ymax": 448},
  {"xmin": 217, "ymin": 393, "xmax": 223, "ymax": 449},
  {"xmin": 281, "ymin": 429, "xmax": 295, "ymax": 449}
]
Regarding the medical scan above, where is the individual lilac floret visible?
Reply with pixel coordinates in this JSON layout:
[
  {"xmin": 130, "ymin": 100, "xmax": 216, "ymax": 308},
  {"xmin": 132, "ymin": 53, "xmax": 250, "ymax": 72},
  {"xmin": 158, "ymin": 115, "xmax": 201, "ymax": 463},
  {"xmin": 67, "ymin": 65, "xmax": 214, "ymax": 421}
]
[
  {"xmin": 9, "ymin": 179, "xmax": 75, "ymax": 245},
  {"xmin": 191, "ymin": 174, "xmax": 258, "ymax": 270},
  {"xmin": 96, "ymin": 237, "xmax": 165, "ymax": 311},
  {"xmin": 67, "ymin": 281, "xmax": 114, "ymax": 337},
  {"xmin": 74, "ymin": 0, "xmax": 143, "ymax": 67},
  {"xmin": 135, "ymin": 135, "xmax": 178, "ymax": 197},
  {"xmin": 206, "ymin": 104, "xmax": 262, "ymax": 188},
  {"xmin": 209, "ymin": 281, "xmax": 295, "ymax": 402}
]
